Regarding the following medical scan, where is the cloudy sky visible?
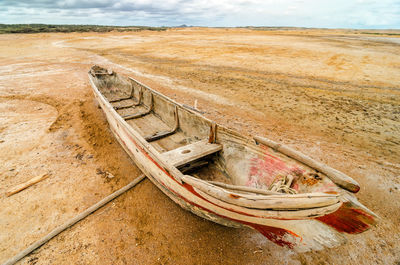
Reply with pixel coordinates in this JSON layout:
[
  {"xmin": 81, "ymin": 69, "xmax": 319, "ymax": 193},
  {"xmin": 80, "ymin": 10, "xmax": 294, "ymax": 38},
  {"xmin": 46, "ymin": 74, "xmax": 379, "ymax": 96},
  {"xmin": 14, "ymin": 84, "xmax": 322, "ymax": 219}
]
[{"xmin": 0, "ymin": 0, "xmax": 399, "ymax": 28}]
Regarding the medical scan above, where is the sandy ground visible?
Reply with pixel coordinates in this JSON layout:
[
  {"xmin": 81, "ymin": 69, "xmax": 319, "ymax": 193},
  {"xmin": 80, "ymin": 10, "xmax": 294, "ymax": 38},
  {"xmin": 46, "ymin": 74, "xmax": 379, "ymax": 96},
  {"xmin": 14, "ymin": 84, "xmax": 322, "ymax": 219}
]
[{"xmin": 0, "ymin": 28, "xmax": 399, "ymax": 264}]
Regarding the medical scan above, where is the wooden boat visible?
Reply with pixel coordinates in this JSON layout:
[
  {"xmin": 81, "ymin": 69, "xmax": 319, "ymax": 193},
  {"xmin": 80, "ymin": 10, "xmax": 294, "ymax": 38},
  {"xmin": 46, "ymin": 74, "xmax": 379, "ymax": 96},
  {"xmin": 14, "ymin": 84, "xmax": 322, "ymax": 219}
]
[{"xmin": 88, "ymin": 65, "xmax": 376, "ymax": 250}]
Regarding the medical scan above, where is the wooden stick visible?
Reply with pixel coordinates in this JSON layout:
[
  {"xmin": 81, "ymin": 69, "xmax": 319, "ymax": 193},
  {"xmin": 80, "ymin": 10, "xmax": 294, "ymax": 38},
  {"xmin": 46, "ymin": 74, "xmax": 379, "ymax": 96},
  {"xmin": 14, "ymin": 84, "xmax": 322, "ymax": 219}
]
[
  {"xmin": 2, "ymin": 174, "xmax": 146, "ymax": 265},
  {"xmin": 6, "ymin": 173, "xmax": 49, "ymax": 197},
  {"xmin": 254, "ymin": 136, "xmax": 360, "ymax": 193}
]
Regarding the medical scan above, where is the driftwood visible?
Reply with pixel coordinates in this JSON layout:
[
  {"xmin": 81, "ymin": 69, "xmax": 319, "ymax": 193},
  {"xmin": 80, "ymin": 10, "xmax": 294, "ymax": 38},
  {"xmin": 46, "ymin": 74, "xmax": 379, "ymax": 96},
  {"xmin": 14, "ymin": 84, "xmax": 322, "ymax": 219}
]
[
  {"xmin": 6, "ymin": 173, "xmax": 49, "ymax": 197},
  {"xmin": 254, "ymin": 136, "xmax": 360, "ymax": 193},
  {"xmin": 2, "ymin": 174, "xmax": 146, "ymax": 265}
]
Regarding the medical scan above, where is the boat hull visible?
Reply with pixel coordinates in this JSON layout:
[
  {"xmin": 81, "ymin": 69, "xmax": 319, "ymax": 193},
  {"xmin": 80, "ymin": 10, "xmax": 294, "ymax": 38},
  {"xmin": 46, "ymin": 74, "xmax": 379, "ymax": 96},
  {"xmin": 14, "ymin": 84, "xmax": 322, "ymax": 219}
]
[{"xmin": 88, "ymin": 71, "xmax": 376, "ymax": 250}]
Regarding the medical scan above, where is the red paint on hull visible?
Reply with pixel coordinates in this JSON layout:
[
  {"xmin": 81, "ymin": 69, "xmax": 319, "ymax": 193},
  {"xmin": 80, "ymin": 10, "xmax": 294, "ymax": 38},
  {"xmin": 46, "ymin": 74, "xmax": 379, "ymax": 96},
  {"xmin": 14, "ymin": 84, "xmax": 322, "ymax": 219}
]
[
  {"xmin": 248, "ymin": 223, "xmax": 300, "ymax": 248},
  {"xmin": 248, "ymin": 146, "xmax": 305, "ymax": 188},
  {"xmin": 179, "ymin": 183, "xmax": 302, "ymax": 248},
  {"xmin": 316, "ymin": 202, "xmax": 376, "ymax": 234}
]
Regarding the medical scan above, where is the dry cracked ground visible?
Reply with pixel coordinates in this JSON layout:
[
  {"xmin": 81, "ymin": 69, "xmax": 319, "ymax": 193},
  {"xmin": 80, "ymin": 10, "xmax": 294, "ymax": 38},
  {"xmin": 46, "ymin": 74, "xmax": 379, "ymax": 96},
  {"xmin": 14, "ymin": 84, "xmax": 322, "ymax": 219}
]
[{"xmin": 0, "ymin": 28, "xmax": 399, "ymax": 264}]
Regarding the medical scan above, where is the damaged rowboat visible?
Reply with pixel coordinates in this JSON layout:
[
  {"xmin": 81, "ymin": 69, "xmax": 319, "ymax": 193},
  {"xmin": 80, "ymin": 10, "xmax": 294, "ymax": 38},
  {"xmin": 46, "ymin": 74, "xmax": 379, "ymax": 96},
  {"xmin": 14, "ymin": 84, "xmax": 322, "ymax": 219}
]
[{"xmin": 88, "ymin": 65, "xmax": 377, "ymax": 250}]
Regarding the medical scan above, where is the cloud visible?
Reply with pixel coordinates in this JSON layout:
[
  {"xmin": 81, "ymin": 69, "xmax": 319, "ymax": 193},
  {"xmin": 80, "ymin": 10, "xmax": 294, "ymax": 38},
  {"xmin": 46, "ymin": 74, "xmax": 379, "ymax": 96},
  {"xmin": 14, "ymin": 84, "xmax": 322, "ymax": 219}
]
[{"xmin": 0, "ymin": 0, "xmax": 399, "ymax": 28}]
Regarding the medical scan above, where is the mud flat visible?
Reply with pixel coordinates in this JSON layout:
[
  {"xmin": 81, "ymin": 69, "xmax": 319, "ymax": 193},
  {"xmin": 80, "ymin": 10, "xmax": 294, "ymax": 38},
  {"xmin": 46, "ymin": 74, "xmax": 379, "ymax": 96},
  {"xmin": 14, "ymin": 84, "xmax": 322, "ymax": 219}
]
[{"xmin": 0, "ymin": 28, "xmax": 399, "ymax": 264}]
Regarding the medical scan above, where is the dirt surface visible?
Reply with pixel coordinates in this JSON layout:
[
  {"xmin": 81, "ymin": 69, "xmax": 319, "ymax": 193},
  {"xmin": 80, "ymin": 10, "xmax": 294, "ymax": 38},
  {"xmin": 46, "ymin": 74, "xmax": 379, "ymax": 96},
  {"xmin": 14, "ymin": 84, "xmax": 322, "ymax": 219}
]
[{"xmin": 0, "ymin": 28, "xmax": 399, "ymax": 264}]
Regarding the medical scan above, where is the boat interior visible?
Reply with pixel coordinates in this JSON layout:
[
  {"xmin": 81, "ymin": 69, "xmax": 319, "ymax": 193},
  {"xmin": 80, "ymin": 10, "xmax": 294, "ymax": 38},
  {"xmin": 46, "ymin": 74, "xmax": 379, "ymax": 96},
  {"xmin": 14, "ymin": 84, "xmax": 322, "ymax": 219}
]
[
  {"xmin": 91, "ymin": 67, "xmax": 232, "ymax": 183},
  {"xmin": 89, "ymin": 66, "xmax": 341, "ymax": 201}
]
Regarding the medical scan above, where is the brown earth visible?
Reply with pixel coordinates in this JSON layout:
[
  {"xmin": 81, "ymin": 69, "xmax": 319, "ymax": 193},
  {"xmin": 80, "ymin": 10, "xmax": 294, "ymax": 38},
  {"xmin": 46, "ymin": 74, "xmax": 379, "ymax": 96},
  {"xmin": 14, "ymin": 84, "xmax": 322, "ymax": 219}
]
[{"xmin": 0, "ymin": 28, "xmax": 399, "ymax": 265}]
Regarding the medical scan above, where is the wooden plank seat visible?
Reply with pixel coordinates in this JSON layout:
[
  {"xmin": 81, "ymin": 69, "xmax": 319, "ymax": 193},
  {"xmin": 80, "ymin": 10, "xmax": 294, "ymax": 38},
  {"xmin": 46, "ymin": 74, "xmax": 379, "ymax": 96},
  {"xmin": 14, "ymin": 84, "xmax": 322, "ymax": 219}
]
[
  {"xmin": 144, "ymin": 106, "xmax": 179, "ymax": 142},
  {"xmin": 109, "ymin": 96, "xmax": 132, "ymax": 103},
  {"xmin": 109, "ymin": 83, "xmax": 143, "ymax": 104},
  {"xmin": 114, "ymin": 88, "xmax": 143, "ymax": 110},
  {"xmin": 123, "ymin": 109, "xmax": 151, "ymax": 120},
  {"xmin": 114, "ymin": 99, "xmax": 140, "ymax": 110},
  {"xmin": 161, "ymin": 139, "xmax": 222, "ymax": 167},
  {"xmin": 123, "ymin": 94, "xmax": 153, "ymax": 120}
]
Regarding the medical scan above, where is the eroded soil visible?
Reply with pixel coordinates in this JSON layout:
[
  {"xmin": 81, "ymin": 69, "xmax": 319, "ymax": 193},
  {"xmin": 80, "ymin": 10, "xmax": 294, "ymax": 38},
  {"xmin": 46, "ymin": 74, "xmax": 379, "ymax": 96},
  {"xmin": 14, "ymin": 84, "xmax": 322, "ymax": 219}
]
[{"xmin": 0, "ymin": 28, "xmax": 399, "ymax": 264}]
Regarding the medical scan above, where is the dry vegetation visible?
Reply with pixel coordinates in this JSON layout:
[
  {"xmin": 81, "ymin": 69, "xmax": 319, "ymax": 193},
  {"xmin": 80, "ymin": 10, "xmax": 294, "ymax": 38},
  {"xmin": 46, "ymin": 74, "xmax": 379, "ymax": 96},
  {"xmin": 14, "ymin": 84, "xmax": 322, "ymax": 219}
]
[
  {"xmin": 0, "ymin": 24, "xmax": 166, "ymax": 34},
  {"xmin": 0, "ymin": 28, "xmax": 399, "ymax": 264}
]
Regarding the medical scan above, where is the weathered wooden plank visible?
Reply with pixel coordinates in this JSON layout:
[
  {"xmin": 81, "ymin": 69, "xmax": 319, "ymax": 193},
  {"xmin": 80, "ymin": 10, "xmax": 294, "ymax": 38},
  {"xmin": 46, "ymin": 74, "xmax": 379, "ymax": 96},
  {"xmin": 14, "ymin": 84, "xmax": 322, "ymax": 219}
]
[
  {"xmin": 109, "ymin": 96, "xmax": 132, "ymax": 103},
  {"xmin": 123, "ymin": 94, "xmax": 153, "ymax": 120},
  {"xmin": 161, "ymin": 140, "xmax": 222, "ymax": 167},
  {"xmin": 113, "ymin": 100, "xmax": 140, "ymax": 110},
  {"xmin": 114, "ymin": 87, "xmax": 143, "ymax": 110}
]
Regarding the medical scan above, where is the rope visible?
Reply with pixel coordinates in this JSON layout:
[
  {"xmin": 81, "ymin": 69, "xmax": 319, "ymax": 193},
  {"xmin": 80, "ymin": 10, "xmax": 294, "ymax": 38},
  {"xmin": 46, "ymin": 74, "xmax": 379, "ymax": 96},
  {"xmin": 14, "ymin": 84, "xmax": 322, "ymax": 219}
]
[
  {"xmin": 269, "ymin": 175, "xmax": 297, "ymax": 194},
  {"xmin": 2, "ymin": 174, "xmax": 146, "ymax": 265}
]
